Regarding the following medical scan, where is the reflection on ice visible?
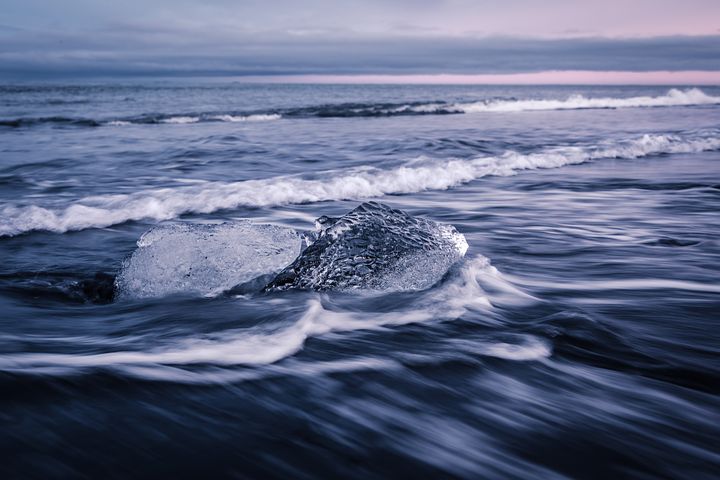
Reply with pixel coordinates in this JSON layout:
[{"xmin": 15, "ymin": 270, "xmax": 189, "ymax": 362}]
[{"xmin": 115, "ymin": 222, "xmax": 302, "ymax": 298}]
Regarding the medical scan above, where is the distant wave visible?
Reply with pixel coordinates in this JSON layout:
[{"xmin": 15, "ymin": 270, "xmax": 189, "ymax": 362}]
[
  {"xmin": 1, "ymin": 89, "xmax": 718, "ymax": 128},
  {"xmin": 0, "ymin": 113, "xmax": 283, "ymax": 128},
  {"xmin": 157, "ymin": 114, "xmax": 281, "ymax": 124},
  {"xmin": 2, "ymin": 130, "xmax": 719, "ymax": 236},
  {"xmin": 281, "ymin": 101, "xmax": 457, "ymax": 118},
  {"xmin": 0, "ymin": 116, "xmax": 102, "ymax": 128},
  {"xmin": 450, "ymin": 88, "xmax": 720, "ymax": 113},
  {"xmin": 208, "ymin": 114, "xmax": 281, "ymax": 122},
  {"xmin": 161, "ymin": 116, "xmax": 200, "ymax": 124},
  {"xmin": 282, "ymin": 89, "xmax": 720, "ymax": 116}
]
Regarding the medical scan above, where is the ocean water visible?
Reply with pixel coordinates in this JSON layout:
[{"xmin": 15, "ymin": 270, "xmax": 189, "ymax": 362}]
[{"xmin": 1, "ymin": 83, "xmax": 719, "ymax": 479}]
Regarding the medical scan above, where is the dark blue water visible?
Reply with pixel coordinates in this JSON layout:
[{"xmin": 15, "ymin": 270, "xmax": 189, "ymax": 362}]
[{"xmin": 1, "ymin": 83, "xmax": 719, "ymax": 479}]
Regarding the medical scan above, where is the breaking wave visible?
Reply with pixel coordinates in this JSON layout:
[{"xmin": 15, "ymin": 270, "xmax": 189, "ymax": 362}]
[
  {"xmin": 284, "ymin": 89, "xmax": 720, "ymax": 116},
  {"xmin": 2, "ymin": 130, "xmax": 719, "ymax": 236},
  {"xmin": 451, "ymin": 88, "xmax": 720, "ymax": 113},
  {"xmin": 342, "ymin": 88, "xmax": 720, "ymax": 115},
  {"xmin": 2, "ymin": 89, "xmax": 717, "ymax": 129}
]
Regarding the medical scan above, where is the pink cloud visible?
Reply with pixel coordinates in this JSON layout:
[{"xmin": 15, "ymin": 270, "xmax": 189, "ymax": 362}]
[{"xmin": 241, "ymin": 71, "xmax": 720, "ymax": 85}]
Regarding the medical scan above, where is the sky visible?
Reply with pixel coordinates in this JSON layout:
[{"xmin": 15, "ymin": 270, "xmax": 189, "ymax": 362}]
[{"xmin": 1, "ymin": 0, "xmax": 720, "ymax": 83}]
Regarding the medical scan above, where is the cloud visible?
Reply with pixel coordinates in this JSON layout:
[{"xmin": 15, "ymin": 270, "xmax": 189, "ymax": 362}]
[
  {"xmin": 1, "ymin": 0, "xmax": 719, "ymax": 78},
  {"xmin": 1, "ymin": 28, "xmax": 719, "ymax": 79}
]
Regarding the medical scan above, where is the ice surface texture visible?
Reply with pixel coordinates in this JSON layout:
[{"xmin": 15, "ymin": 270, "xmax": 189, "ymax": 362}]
[
  {"xmin": 115, "ymin": 222, "xmax": 302, "ymax": 298},
  {"xmin": 265, "ymin": 202, "xmax": 468, "ymax": 292},
  {"xmin": 115, "ymin": 203, "xmax": 467, "ymax": 298}
]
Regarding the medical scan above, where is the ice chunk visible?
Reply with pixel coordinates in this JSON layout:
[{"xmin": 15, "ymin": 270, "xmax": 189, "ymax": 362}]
[
  {"xmin": 264, "ymin": 202, "xmax": 468, "ymax": 292},
  {"xmin": 116, "ymin": 222, "xmax": 302, "ymax": 298}
]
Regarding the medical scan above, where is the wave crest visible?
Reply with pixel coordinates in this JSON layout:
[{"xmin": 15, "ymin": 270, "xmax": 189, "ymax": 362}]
[
  {"xmin": 453, "ymin": 88, "xmax": 720, "ymax": 113},
  {"xmin": 3, "ymin": 89, "xmax": 717, "ymax": 129},
  {"xmin": 1, "ymin": 130, "xmax": 719, "ymax": 236}
]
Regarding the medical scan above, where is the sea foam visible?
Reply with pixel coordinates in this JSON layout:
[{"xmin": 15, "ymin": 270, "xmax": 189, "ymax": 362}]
[
  {"xmin": 450, "ymin": 88, "xmax": 720, "ymax": 113},
  {"xmin": 209, "ymin": 114, "xmax": 282, "ymax": 122},
  {"xmin": 161, "ymin": 116, "xmax": 200, "ymax": 124},
  {"xmin": 1, "ymin": 130, "xmax": 719, "ymax": 236}
]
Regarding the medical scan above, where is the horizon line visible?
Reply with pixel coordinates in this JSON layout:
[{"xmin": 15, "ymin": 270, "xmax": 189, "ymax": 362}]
[
  {"xmin": 228, "ymin": 71, "xmax": 720, "ymax": 86},
  {"xmin": 3, "ymin": 70, "xmax": 720, "ymax": 86}
]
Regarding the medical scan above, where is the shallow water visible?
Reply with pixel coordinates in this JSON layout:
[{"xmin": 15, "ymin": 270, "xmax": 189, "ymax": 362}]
[{"xmin": 1, "ymin": 83, "xmax": 719, "ymax": 479}]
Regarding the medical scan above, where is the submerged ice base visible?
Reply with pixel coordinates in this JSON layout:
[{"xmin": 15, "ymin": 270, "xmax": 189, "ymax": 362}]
[
  {"xmin": 115, "ymin": 222, "xmax": 303, "ymax": 299},
  {"xmin": 265, "ymin": 202, "xmax": 468, "ymax": 292}
]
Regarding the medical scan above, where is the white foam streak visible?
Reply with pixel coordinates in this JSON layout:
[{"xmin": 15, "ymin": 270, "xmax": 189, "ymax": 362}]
[
  {"xmin": 506, "ymin": 275, "xmax": 720, "ymax": 294},
  {"xmin": 0, "ymin": 255, "xmax": 535, "ymax": 376},
  {"xmin": 210, "ymin": 114, "xmax": 281, "ymax": 122},
  {"xmin": 1, "ymin": 299, "xmax": 383, "ymax": 370},
  {"xmin": 0, "ymin": 303, "xmax": 371, "ymax": 371},
  {"xmin": 450, "ymin": 337, "xmax": 552, "ymax": 361},
  {"xmin": 453, "ymin": 88, "xmax": 720, "ymax": 113},
  {"xmin": 0, "ymin": 300, "xmax": 377, "ymax": 372},
  {"xmin": 2, "ymin": 131, "xmax": 719, "ymax": 236},
  {"xmin": 161, "ymin": 116, "xmax": 200, "ymax": 124},
  {"xmin": 113, "ymin": 357, "xmax": 401, "ymax": 384},
  {"xmin": 103, "ymin": 114, "xmax": 281, "ymax": 126}
]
